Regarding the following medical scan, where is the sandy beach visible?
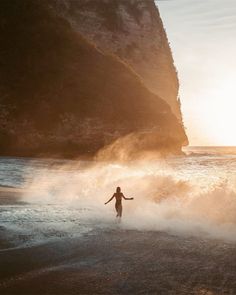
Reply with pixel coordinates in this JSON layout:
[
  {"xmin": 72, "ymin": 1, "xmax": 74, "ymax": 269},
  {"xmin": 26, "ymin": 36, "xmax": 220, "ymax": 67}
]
[
  {"xmin": 1, "ymin": 0, "xmax": 236, "ymax": 293},
  {"xmin": 0, "ymin": 190, "xmax": 236, "ymax": 295}
]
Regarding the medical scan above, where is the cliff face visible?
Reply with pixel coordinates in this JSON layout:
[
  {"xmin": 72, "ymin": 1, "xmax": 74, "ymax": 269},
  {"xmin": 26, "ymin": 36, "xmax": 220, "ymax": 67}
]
[
  {"xmin": 0, "ymin": 0, "xmax": 187, "ymax": 158},
  {"xmin": 51, "ymin": 0, "xmax": 183, "ymax": 121}
]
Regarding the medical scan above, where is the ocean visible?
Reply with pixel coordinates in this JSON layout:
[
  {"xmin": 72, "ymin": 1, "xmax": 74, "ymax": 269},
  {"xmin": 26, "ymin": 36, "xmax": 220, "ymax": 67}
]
[
  {"xmin": 0, "ymin": 147, "xmax": 236, "ymax": 294},
  {"xmin": 0, "ymin": 146, "xmax": 236, "ymax": 247}
]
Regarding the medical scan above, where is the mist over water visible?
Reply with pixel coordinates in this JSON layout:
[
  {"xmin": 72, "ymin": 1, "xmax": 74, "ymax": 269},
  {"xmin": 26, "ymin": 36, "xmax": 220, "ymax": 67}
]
[{"xmin": 1, "ymin": 146, "xmax": 236, "ymax": 247}]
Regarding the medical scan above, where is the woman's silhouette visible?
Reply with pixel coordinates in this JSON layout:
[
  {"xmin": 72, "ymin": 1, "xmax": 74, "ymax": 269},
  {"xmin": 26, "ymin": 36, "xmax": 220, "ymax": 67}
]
[{"xmin": 105, "ymin": 187, "xmax": 133, "ymax": 218}]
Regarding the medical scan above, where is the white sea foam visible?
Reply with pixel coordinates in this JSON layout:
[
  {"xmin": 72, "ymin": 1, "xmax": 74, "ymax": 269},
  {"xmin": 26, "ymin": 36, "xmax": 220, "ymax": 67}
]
[
  {"xmin": 0, "ymin": 148, "xmax": 235, "ymax": 246},
  {"xmin": 14, "ymin": 149, "xmax": 236, "ymax": 243}
]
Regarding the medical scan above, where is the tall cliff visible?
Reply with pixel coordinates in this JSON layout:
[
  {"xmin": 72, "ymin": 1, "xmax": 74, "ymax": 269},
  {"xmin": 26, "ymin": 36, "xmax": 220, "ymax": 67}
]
[
  {"xmin": 51, "ymin": 0, "xmax": 183, "ymax": 121},
  {"xmin": 0, "ymin": 0, "xmax": 187, "ymax": 159}
]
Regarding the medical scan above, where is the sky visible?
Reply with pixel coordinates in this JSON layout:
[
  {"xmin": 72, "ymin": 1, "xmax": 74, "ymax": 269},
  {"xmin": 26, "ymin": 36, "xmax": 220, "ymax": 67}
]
[{"xmin": 156, "ymin": 0, "xmax": 236, "ymax": 146}]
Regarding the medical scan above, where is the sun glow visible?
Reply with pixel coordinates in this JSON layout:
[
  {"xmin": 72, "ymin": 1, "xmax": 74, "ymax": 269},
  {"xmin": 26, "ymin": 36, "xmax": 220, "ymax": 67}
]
[
  {"xmin": 194, "ymin": 77, "xmax": 236, "ymax": 146},
  {"xmin": 183, "ymin": 74, "xmax": 236, "ymax": 146},
  {"xmin": 158, "ymin": 0, "xmax": 236, "ymax": 146}
]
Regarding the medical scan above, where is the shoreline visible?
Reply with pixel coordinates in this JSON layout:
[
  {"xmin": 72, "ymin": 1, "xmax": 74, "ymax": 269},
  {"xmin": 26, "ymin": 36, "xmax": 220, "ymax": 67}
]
[
  {"xmin": 0, "ymin": 147, "xmax": 186, "ymax": 162},
  {"xmin": 0, "ymin": 187, "xmax": 26, "ymax": 206},
  {"xmin": 0, "ymin": 227, "xmax": 236, "ymax": 294},
  {"xmin": 0, "ymin": 192, "xmax": 236, "ymax": 294}
]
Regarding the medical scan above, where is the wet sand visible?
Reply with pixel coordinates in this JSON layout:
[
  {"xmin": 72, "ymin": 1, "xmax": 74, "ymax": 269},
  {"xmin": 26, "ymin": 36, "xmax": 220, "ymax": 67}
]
[{"xmin": 0, "ymin": 192, "xmax": 236, "ymax": 295}]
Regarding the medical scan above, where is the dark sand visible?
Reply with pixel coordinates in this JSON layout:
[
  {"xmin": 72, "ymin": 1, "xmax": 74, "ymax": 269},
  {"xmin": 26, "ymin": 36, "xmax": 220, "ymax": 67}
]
[
  {"xmin": 0, "ymin": 192, "xmax": 236, "ymax": 295},
  {"xmin": 0, "ymin": 187, "xmax": 26, "ymax": 205}
]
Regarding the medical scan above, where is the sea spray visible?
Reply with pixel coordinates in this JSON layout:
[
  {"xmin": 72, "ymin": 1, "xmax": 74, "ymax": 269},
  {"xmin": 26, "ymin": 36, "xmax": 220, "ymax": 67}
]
[{"xmin": 19, "ymin": 156, "xmax": 236, "ymax": 242}]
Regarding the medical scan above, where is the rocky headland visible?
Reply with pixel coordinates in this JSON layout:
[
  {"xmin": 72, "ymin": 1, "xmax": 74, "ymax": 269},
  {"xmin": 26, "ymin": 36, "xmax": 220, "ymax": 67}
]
[{"xmin": 0, "ymin": 0, "xmax": 188, "ymax": 159}]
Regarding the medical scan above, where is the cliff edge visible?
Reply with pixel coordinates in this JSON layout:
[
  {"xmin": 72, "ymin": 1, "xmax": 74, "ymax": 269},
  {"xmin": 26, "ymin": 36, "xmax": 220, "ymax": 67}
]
[
  {"xmin": 51, "ymin": 0, "xmax": 183, "ymax": 121},
  {"xmin": 0, "ymin": 0, "xmax": 187, "ymax": 159}
]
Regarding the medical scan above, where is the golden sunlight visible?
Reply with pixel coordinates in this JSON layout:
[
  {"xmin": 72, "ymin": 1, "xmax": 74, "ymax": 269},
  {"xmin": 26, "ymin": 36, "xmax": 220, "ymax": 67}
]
[
  {"xmin": 203, "ymin": 79, "xmax": 236, "ymax": 145},
  {"xmin": 190, "ymin": 77, "xmax": 236, "ymax": 146}
]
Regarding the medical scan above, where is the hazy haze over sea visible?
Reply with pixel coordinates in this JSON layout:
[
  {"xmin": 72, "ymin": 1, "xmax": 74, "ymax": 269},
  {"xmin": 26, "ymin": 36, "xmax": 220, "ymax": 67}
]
[
  {"xmin": 0, "ymin": 146, "xmax": 236, "ymax": 248},
  {"xmin": 157, "ymin": 0, "xmax": 236, "ymax": 145}
]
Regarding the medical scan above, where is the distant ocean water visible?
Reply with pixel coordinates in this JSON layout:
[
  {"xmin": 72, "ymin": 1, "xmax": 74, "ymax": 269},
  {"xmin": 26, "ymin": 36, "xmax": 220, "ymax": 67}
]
[
  {"xmin": 184, "ymin": 146, "xmax": 236, "ymax": 156},
  {"xmin": 0, "ymin": 146, "xmax": 236, "ymax": 247}
]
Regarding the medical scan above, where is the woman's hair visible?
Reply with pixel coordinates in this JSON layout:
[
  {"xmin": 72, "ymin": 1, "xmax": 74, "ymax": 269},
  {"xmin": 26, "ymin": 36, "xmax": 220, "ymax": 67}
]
[{"xmin": 116, "ymin": 186, "xmax": 121, "ymax": 193}]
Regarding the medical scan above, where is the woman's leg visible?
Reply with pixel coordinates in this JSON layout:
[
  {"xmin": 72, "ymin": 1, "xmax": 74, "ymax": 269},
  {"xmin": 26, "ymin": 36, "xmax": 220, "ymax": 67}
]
[
  {"xmin": 119, "ymin": 205, "xmax": 122, "ymax": 217},
  {"xmin": 115, "ymin": 203, "xmax": 119, "ymax": 217},
  {"xmin": 115, "ymin": 203, "xmax": 122, "ymax": 217},
  {"xmin": 117, "ymin": 205, "xmax": 122, "ymax": 217}
]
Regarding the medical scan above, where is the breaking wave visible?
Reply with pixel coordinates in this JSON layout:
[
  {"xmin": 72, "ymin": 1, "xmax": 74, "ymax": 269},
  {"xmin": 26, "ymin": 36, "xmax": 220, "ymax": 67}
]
[{"xmin": 19, "ymin": 156, "xmax": 236, "ymax": 242}]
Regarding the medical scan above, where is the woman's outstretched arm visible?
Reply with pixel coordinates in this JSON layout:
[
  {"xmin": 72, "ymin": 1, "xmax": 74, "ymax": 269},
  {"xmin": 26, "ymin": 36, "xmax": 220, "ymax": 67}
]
[
  {"xmin": 104, "ymin": 194, "xmax": 115, "ymax": 205},
  {"xmin": 122, "ymin": 194, "xmax": 134, "ymax": 200}
]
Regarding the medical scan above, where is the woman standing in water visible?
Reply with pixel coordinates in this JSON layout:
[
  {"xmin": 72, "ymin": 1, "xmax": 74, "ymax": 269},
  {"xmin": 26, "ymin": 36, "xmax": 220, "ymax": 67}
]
[{"xmin": 105, "ymin": 187, "xmax": 134, "ymax": 218}]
